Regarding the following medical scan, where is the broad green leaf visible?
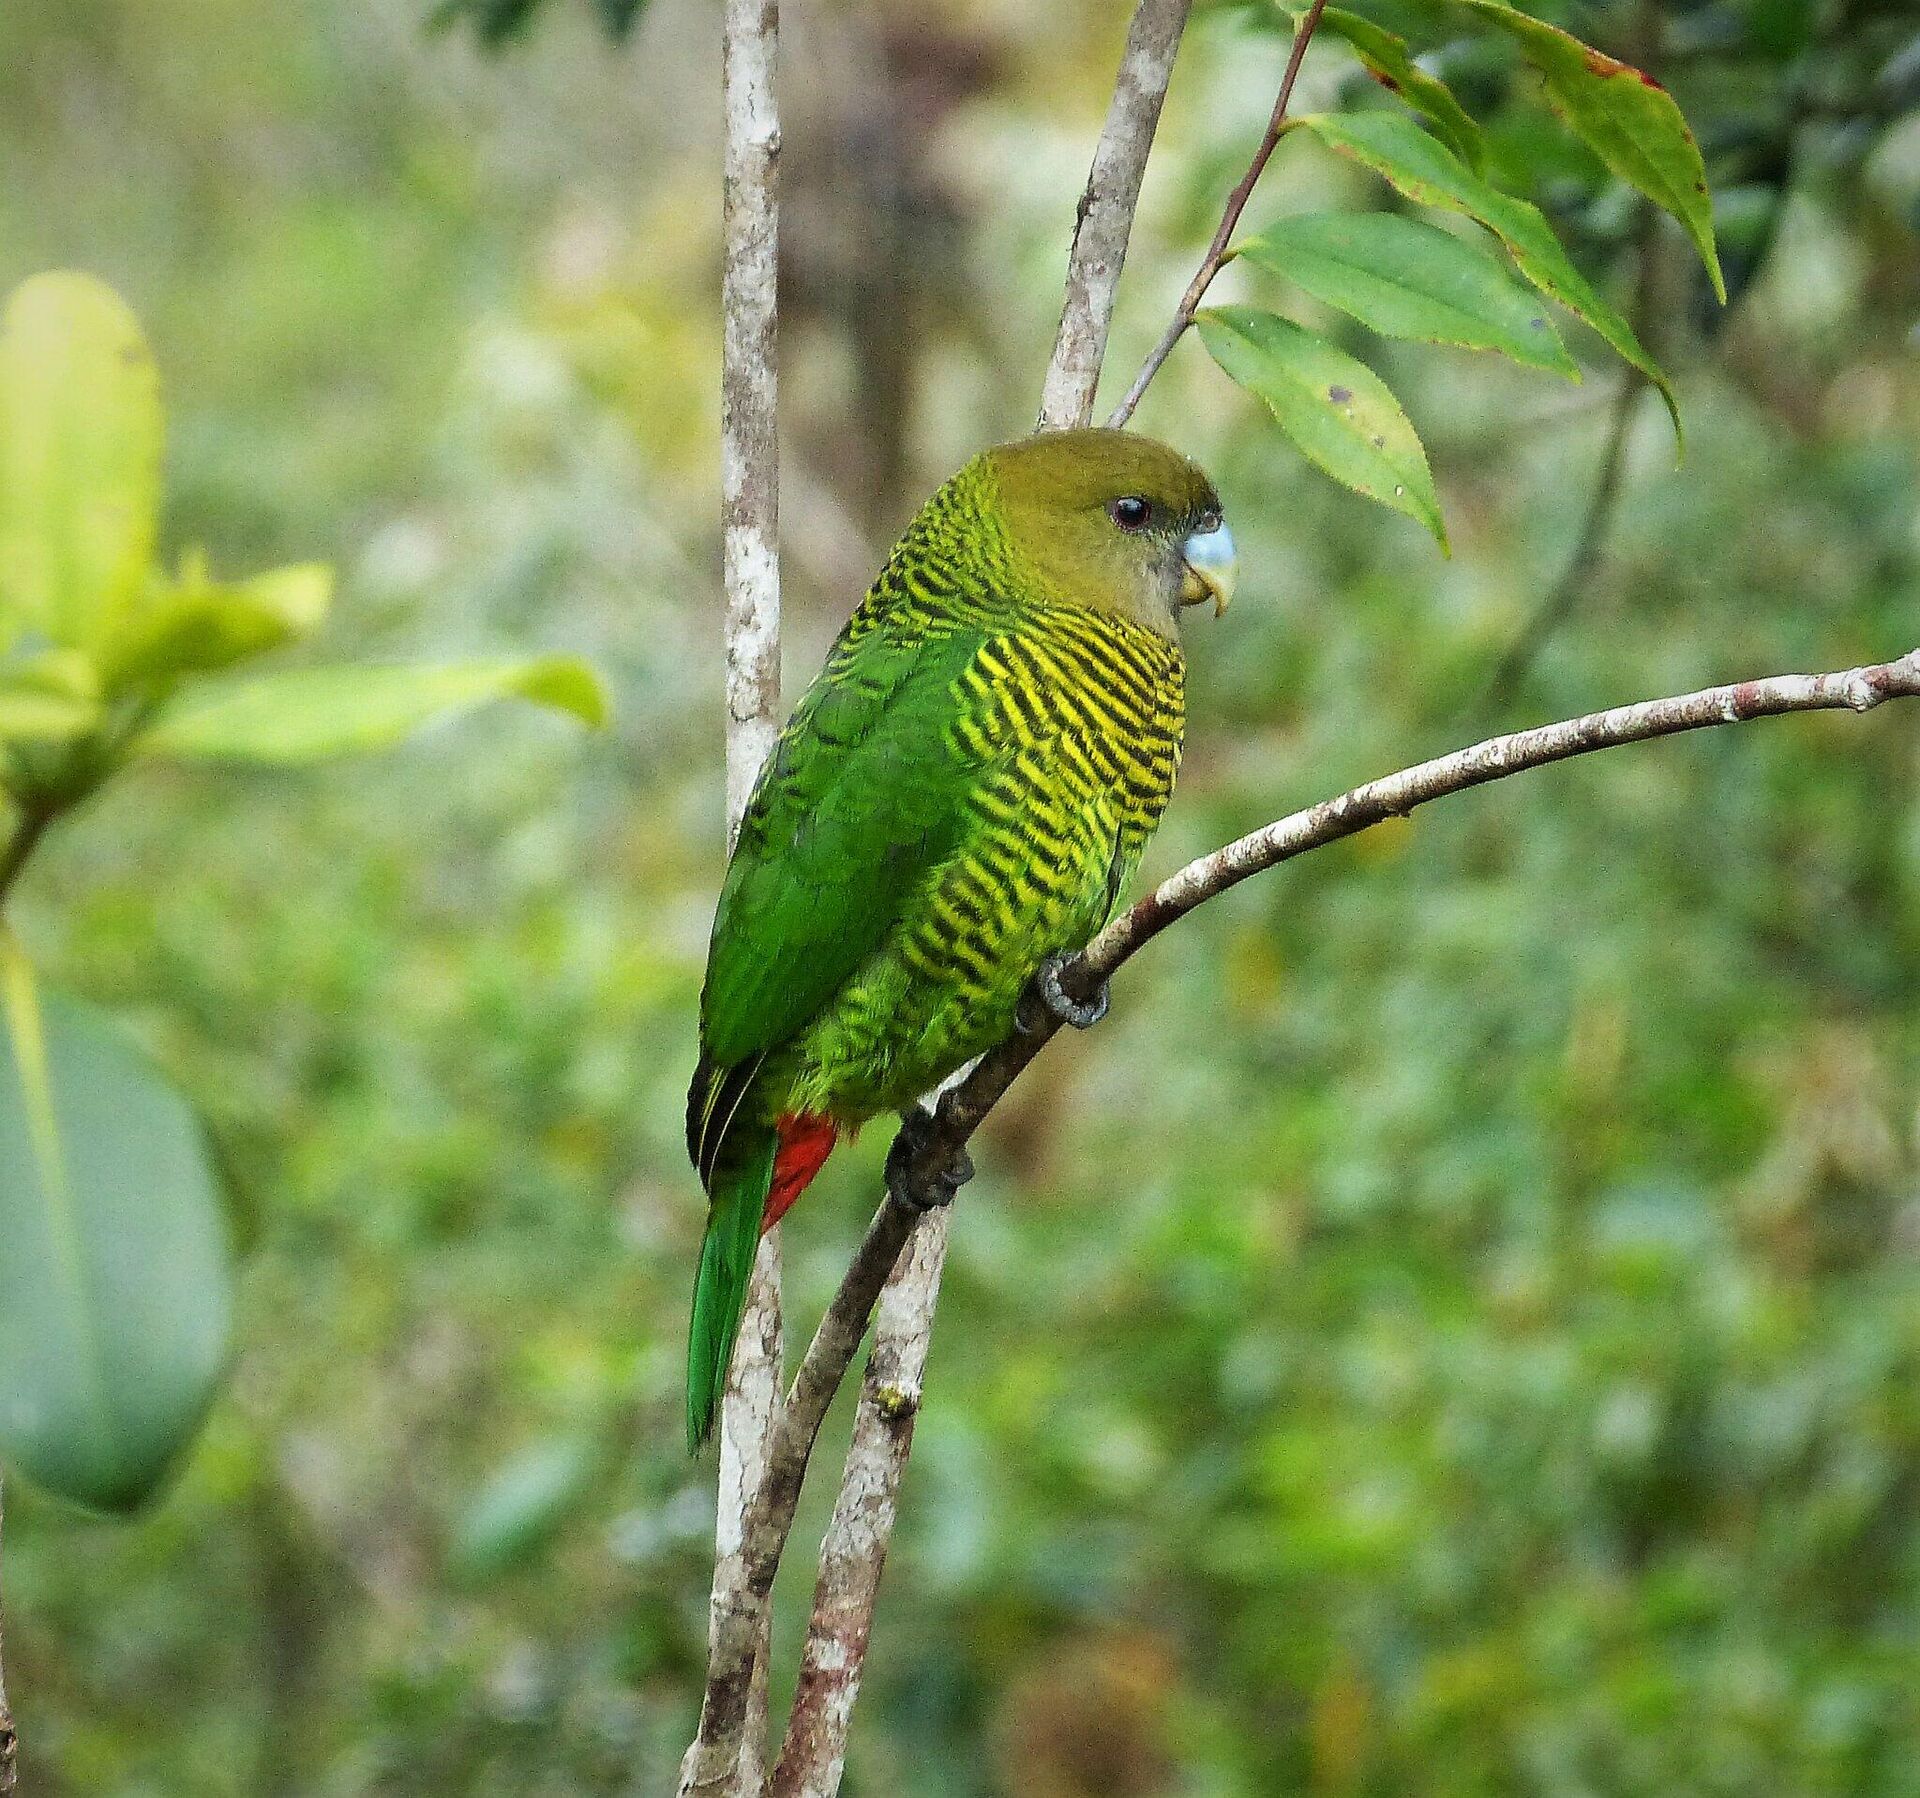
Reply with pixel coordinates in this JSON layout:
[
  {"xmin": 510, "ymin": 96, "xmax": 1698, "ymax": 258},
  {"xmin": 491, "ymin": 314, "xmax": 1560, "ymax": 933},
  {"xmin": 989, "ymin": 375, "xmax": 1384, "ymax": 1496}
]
[
  {"xmin": 1316, "ymin": 8, "xmax": 1486, "ymax": 170},
  {"xmin": 1198, "ymin": 307, "xmax": 1446, "ymax": 549},
  {"xmin": 0, "ymin": 648, "xmax": 102, "ymax": 744},
  {"xmin": 0, "ymin": 274, "xmax": 163, "ymax": 654},
  {"xmin": 0, "ymin": 959, "xmax": 232, "ymax": 1513},
  {"xmin": 1237, "ymin": 212, "xmax": 1578, "ymax": 378},
  {"xmin": 1452, "ymin": 0, "xmax": 1724, "ymax": 300},
  {"xmin": 137, "ymin": 654, "xmax": 609, "ymax": 763},
  {"xmin": 1300, "ymin": 111, "xmax": 1680, "ymax": 442},
  {"xmin": 101, "ymin": 561, "xmax": 332, "ymax": 693}
]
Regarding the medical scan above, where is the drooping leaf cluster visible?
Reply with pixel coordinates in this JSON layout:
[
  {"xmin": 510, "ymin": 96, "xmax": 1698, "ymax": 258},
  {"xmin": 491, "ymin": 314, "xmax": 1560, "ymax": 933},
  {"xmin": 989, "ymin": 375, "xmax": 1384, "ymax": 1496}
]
[
  {"xmin": 1196, "ymin": 0, "xmax": 1724, "ymax": 545},
  {"xmin": 0, "ymin": 275, "xmax": 607, "ymax": 1512}
]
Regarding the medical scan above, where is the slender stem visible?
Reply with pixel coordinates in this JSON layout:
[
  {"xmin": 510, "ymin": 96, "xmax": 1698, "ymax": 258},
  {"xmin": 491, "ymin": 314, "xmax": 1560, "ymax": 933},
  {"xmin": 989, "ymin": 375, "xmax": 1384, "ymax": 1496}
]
[
  {"xmin": 1037, "ymin": 0, "xmax": 1194, "ymax": 432},
  {"xmin": 682, "ymin": 0, "xmax": 785, "ymax": 1792},
  {"xmin": 1106, "ymin": 0, "xmax": 1329, "ymax": 428}
]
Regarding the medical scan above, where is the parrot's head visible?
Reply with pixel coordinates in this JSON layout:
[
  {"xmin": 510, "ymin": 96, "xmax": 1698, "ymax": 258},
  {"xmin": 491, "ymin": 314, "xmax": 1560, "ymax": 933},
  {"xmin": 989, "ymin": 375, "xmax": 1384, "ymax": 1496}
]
[{"xmin": 982, "ymin": 427, "xmax": 1236, "ymax": 639}]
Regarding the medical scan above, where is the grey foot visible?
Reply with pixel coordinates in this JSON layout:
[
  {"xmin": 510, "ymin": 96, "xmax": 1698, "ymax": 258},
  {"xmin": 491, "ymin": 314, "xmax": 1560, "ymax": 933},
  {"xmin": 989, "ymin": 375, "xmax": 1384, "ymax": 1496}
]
[
  {"xmin": 885, "ymin": 1107, "xmax": 975, "ymax": 1214},
  {"xmin": 1036, "ymin": 953, "xmax": 1109, "ymax": 1030}
]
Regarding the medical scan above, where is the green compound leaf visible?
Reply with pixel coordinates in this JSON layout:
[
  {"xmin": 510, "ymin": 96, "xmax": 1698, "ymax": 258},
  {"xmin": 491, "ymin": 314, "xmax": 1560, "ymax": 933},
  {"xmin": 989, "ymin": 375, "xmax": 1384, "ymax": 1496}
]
[
  {"xmin": 1237, "ymin": 211, "xmax": 1578, "ymax": 378},
  {"xmin": 137, "ymin": 655, "xmax": 609, "ymax": 764},
  {"xmin": 1316, "ymin": 7, "xmax": 1487, "ymax": 171},
  {"xmin": 0, "ymin": 273, "xmax": 163, "ymax": 656},
  {"xmin": 0, "ymin": 957, "xmax": 233, "ymax": 1513},
  {"xmin": 1198, "ymin": 307, "xmax": 1446, "ymax": 550},
  {"xmin": 1452, "ymin": 0, "xmax": 1724, "ymax": 301},
  {"xmin": 1300, "ymin": 110, "xmax": 1680, "ymax": 445}
]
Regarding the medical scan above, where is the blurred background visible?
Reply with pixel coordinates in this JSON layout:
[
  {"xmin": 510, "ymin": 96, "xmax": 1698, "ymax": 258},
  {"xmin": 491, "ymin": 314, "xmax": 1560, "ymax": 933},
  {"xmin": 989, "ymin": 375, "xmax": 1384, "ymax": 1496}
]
[{"xmin": 2, "ymin": 0, "xmax": 1918, "ymax": 1790}]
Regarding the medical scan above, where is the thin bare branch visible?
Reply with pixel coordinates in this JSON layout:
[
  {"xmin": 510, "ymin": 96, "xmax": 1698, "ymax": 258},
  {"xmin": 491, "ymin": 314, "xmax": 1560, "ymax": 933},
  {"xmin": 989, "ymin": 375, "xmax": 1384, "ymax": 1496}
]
[
  {"xmin": 1037, "ymin": 0, "xmax": 1194, "ymax": 432},
  {"xmin": 1107, "ymin": 0, "xmax": 1329, "ymax": 429},
  {"xmin": 700, "ymin": 646, "xmax": 1920, "ymax": 1776},
  {"xmin": 682, "ymin": 0, "xmax": 784, "ymax": 1792},
  {"xmin": 770, "ymin": 1211, "xmax": 948, "ymax": 1798}
]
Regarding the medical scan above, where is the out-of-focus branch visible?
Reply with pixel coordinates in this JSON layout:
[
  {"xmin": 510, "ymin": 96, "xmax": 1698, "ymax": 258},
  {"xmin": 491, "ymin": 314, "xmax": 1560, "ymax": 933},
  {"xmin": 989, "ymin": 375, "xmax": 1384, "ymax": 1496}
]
[
  {"xmin": 681, "ymin": 0, "xmax": 784, "ymax": 1793},
  {"xmin": 1037, "ymin": 0, "xmax": 1194, "ymax": 432},
  {"xmin": 1480, "ymin": 200, "xmax": 1660, "ymax": 710},
  {"xmin": 1478, "ymin": 368, "xmax": 1642, "ymax": 710},
  {"xmin": 770, "ymin": 1211, "xmax": 948, "ymax": 1798},
  {"xmin": 0, "ymin": 1482, "xmax": 15, "ymax": 1796},
  {"xmin": 1107, "ymin": 0, "xmax": 1329, "ymax": 428},
  {"xmin": 702, "ymin": 646, "xmax": 1920, "ymax": 1788}
]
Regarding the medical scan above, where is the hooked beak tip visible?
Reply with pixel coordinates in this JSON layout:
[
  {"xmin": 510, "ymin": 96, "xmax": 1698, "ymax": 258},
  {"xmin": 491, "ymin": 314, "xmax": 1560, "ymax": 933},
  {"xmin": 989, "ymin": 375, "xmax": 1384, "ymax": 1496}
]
[{"xmin": 1179, "ymin": 522, "xmax": 1238, "ymax": 618}]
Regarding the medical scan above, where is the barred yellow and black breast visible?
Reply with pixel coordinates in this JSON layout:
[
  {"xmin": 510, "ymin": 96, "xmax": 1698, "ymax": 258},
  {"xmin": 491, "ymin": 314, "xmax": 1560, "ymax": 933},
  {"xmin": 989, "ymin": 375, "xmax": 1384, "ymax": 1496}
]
[{"xmin": 765, "ymin": 459, "xmax": 1190, "ymax": 1121}]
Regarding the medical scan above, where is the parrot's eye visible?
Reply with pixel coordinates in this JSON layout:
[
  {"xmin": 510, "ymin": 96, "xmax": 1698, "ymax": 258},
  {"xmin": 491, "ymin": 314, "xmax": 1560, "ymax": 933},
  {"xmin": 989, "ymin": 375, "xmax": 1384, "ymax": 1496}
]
[{"xmin": 1109, "ymin": 496, "xmax": 1153, "ymax": 533}]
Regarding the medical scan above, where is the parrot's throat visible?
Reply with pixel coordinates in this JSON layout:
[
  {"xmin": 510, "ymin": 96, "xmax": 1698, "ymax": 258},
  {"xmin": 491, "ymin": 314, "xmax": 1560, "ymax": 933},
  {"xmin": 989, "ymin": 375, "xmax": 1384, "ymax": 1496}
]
[{"xmin": 764, "ymin": 1112, "xmax": 838, "ymax": 1230}]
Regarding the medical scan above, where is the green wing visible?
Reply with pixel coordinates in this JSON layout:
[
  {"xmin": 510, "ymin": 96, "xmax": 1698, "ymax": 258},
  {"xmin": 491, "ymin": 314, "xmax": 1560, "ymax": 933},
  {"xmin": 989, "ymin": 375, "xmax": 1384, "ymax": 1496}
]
[{"xmin": 698, "ymin": 617, "xmax": 993, "ymax": 1080}]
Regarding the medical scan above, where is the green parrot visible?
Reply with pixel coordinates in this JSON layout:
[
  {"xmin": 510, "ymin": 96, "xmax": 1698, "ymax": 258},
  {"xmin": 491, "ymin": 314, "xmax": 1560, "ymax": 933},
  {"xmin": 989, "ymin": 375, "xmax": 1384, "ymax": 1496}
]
[{"xmin": 686, "ymin": 427, "xmax": 1237, "ymax": 1448}]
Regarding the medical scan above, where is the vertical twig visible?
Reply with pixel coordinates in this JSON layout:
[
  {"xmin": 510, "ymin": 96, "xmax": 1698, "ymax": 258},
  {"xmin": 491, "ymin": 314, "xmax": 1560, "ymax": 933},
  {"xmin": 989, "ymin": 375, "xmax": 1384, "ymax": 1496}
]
[
  {"xmin": 770, "ymin": 1211, "xmax": 948, "ymax": 1798},
  {"xmin": 1106, "ymin": 0, "xmax": 1330, "ymax": 428},
  {"xmin": 684, "ymin": 0, "xmax": 784, "ymax": 1793},
  {"xmin": 1037, "ymin": 0, "xmax": 1195, "ymax": 433}
]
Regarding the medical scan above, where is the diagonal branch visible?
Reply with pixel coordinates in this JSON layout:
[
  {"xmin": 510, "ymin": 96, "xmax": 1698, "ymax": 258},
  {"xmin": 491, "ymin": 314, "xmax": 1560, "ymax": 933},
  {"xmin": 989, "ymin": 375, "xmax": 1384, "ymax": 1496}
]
[
  {"xmin": 1106, "ymin": 0, "xmax": 1330, "ymax": 429},
  {"xmin": 705, "ymin": 644, "xmax": 1920, "ymax": 1790},
  {"xmin": 681, "ymin": 0, "xmax": 784, "ymax": 1793},
  {"xmin": 1037, "ymin": 0, "xmax": 1194, "ymax": 433}
]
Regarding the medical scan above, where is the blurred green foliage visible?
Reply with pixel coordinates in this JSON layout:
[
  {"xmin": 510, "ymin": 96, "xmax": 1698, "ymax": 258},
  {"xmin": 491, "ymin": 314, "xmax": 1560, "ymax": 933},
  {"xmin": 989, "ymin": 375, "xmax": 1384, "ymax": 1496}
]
[{"xmin": 0, "ymin": 0, "xmax": 1916, "ymax": 1792}]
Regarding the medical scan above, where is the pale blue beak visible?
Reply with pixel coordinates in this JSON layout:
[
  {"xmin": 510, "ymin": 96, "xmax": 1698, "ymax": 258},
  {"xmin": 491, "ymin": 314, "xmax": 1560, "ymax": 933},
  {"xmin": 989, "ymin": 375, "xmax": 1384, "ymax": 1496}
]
[{"xmin": 1179, "ymin": 520, "xmax": 1238, "ymax": 616}]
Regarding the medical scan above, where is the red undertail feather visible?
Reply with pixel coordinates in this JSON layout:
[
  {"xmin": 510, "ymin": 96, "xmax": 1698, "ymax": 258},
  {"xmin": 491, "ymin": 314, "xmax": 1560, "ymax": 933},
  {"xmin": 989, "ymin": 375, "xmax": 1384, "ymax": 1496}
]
[{"xmin": 764, "ymin": 1112, "xmax": 837, "ymax": 1229}]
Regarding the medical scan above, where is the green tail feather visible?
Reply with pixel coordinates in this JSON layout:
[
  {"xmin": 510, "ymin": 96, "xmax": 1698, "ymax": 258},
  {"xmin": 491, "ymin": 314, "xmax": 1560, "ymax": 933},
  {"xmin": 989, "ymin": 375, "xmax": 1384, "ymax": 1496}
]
[{"xmin": 687, "ymin": 1125, "xmax": 776, "ymax": 1453}]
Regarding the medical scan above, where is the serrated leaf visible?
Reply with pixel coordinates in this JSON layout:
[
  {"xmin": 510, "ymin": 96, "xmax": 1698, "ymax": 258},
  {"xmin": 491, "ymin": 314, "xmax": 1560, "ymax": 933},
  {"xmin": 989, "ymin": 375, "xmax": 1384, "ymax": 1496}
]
[
  {"xmin": 101, "ymin": 562, "xmax": 333, "ymax": 693},
  {"xmin": 1316, "ymin": 7, "xmax": 1487, "ymax": 170},
  {"xmin": 1300, "ymin": 110, "xmax": 1680, "ymax": 444},
  {"xmin": 1237, "ymin": 212, "xmax": 1578, "ymax": 378},
  {"xmin": 0, "ymin": 956, "xmax": 232, "ymax": 1513},
  {"xmin": 0, "ymin": 274, "xmax": 163, "ymax": 655},
  {"xmin": 136, "ymin": 655, "xmax": 609, "ymax": 763},
  {"xmin": 1452, "ymin": 0, "xmax": 1724, "ymax": 300},
  {"xmin": 1198, "ymin": 307, "xmax": 1447, "ymax": 549}
]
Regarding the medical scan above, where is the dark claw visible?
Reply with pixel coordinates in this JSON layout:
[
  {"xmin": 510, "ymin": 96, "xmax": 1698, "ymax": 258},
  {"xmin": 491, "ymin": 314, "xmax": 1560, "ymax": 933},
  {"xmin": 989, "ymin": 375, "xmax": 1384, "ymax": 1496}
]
[
  {"xmin": 885, "ymin": 1107, "xmax": 974, "ymax": 1214},
  {"xmin": 1036, "ymin": 953, "xmax": 1109, "ymax": 1030}
]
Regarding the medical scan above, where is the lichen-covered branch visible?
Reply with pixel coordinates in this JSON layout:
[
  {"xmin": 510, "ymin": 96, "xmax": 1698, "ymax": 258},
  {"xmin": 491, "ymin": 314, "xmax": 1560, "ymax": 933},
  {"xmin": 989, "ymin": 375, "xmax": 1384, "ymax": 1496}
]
[
  {"xmin": 1107, "ymin": 0, "xmax": 1329, "ymax": 429},
  {"xmin": 770, "ymin": 1211, "xmax": 949, "ymax": 1798},
  {"xmin": 681, "ymin": 0, "xmax": 784, "ymax": 1792},
  {"xmin": 1036, "ymin": 0, "xmax": 1193, "ymax": 433},
  {"xmin": 706, "ymin": 645, "xmax": 1920, "ymax": 1788}
]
